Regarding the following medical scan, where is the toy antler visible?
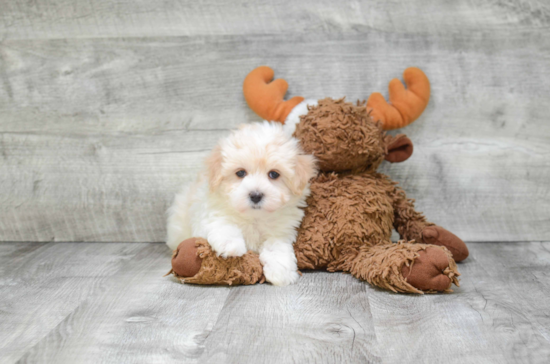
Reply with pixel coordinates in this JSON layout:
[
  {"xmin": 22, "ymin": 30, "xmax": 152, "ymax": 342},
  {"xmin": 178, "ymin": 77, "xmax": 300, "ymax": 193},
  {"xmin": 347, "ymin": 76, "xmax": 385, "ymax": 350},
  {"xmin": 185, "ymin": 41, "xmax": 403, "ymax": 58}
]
[
  {"xmin": 243, "ymin": 66, "xmax": 304, "ymax": 123},
  {"xmin": 367, "ymin": 67, "xmax": 430, "ymax": 130}
]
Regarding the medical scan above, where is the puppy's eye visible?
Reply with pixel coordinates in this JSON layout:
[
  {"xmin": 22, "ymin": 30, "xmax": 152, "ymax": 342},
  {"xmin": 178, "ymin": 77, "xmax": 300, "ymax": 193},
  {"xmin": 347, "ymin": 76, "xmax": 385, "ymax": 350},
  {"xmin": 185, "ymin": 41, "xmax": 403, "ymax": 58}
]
[
  {"xmin": 236, "ymin": 170, "xmax": 247, "ymax": 178},
  {"xmin": 268, "ymin": 171, "xmax": 280, "ymax": 180}
]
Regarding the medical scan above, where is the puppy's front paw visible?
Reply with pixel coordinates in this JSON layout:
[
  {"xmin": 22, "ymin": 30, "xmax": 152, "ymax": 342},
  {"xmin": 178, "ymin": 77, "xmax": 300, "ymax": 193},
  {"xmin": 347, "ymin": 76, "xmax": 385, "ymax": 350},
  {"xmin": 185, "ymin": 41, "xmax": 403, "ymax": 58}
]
[
  {"xmin": 216, "ymin": 237, "xmax": 247, "ymax": 258},
  {"xmin": 263, "ymin": 263, "xmax": 300, "ymax": 286}
]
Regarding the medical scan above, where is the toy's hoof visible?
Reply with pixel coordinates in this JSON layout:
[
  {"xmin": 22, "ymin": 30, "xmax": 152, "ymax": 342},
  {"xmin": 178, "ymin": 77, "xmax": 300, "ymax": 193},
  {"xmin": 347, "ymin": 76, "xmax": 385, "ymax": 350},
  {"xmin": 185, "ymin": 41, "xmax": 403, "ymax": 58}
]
[
  {"xmin": 402, "ymin": 247, "xmax": 456, "ymax": 292},
  {"xmin": 422, "ymin": 226, "xmax": 469, "ymax": 262},
  {"xmin": 171, "ymin": 238, "xmax": 203, "ymax": 278}
]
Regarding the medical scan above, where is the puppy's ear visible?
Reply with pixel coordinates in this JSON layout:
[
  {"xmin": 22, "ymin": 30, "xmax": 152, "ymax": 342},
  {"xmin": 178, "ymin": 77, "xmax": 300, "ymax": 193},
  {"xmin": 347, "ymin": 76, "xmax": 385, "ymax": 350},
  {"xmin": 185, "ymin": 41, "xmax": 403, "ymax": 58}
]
[
  {"xmin": 291, "ymin": 154, "xmax": 317, "ymax": 195},
  {"xmin": 206, "ymin": 145, "xmax": 224, "ymax": 190},
  {"xmin": 385, "ymin": 134, "xmax": 413, "ymax": 163}
]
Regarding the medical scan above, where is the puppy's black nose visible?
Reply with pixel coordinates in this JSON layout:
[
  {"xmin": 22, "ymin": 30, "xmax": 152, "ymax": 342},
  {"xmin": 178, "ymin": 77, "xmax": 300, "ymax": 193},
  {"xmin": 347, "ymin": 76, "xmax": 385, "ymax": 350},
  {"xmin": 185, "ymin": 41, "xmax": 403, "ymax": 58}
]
[{"xmin": 249, "ymin": 192, "xmax": 264, "ymax": 204}]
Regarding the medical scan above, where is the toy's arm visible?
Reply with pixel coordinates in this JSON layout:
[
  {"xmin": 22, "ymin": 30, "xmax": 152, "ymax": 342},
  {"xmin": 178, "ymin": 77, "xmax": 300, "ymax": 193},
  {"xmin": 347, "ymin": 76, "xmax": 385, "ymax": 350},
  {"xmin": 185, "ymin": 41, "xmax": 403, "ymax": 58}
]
[
  {"xmin": 391, "ymin": 186, "xmax": 433, "ymax": 243},
  {"xmin": 391, "ymin": 185, "xmax": 469, "ymax": 262},
  {"xmin": 169, "ymin": 238, "xmax": 264, "ymax": 285}
]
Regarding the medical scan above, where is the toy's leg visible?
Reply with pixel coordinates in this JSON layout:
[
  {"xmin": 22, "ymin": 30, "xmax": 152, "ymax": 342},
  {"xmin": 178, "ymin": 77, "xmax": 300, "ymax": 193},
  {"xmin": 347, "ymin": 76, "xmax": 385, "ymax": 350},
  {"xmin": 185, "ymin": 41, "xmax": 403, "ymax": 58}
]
[
  {"xmin": 294, "ymin": 228, "xmax": 332, "ymax": 271},
  {"xmin": 167, "ymin": 238, "xmax": 264, "ymax": 285},
  {"xmin": 342, "ymin": 242, "xmax": 460, "ymax": 294},
  {"xmin": 393, "ymin": 188, "xmax": 469, "ymax": 262}
]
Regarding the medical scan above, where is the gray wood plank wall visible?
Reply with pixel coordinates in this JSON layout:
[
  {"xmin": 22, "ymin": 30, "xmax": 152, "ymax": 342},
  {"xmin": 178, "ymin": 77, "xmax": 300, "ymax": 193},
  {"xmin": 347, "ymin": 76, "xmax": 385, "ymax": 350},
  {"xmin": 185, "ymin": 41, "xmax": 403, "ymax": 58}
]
[{"xmin": 1, "ymin": 1, "xmax": 549, "ymax": 242}]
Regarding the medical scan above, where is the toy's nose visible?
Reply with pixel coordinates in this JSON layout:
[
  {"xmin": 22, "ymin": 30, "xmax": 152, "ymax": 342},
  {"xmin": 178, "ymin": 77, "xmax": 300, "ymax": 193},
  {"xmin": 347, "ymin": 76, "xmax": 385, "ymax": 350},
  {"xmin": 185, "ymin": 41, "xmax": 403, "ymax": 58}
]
[{"xmin": 249, "ymin": 192, "xmax": 264, "ymax": 204}]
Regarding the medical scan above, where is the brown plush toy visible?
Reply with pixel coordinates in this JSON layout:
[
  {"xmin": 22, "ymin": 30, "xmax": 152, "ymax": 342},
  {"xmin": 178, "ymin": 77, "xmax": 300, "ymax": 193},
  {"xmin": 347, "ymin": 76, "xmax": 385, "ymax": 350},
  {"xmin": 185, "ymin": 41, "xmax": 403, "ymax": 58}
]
[{"xmin": 168, "ymin": 66, "xmax": 469, "ymax": 293}]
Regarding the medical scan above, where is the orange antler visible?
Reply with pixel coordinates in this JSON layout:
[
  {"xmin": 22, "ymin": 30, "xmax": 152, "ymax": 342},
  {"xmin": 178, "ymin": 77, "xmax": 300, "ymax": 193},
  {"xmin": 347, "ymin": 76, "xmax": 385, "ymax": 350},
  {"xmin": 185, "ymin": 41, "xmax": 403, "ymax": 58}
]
[
  {"xmin": 243, "ymin": 66, "xmax": 304, "ymax": 123},
  {"xmin": 367, "ymin": 67, "xmax": 430, "ymax": 130}
]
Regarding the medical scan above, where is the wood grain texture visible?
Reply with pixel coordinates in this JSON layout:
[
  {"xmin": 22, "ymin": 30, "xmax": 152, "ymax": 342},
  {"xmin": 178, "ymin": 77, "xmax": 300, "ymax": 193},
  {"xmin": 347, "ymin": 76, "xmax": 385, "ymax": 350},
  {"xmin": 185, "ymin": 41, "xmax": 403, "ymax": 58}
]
[
  {"xmin": 0, "ymin": 242, "xmax": 149, "ymax": 363},
  {"xmin": 200, "ymin": 273, "xmax": 380, "ymax": 363},
  {"xmin": 1, "ymin": 1, "xmax": 548, "ymax": 362},
  {"xmin": 1, "ymin": 242, "xmax": 549, "ymax": 363},
  {"xmin": 15, "ymin": 243, "xmax": 231, "ymax": 364},
  {"xmin": 1, "ymin": 0, "xmax": 549, "ymax": 40},
  {"xmin": 1, "ymin": 30, "xmax": 550, "ymax": 242},
  {"xmin": 368, "ymin": 242, "xmax": 550, "ymax": 363},
  {"xmin": 1, "ymin": 1, "xmax": 550, "ymax": 243}
]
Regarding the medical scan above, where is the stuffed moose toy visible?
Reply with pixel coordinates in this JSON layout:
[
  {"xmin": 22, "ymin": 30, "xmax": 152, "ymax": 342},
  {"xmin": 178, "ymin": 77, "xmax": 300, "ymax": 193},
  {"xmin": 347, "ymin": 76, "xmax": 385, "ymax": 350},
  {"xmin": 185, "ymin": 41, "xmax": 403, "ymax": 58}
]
[{"xmin": 168, "ymin": 66, "xmax": 469, "ymax": 293}]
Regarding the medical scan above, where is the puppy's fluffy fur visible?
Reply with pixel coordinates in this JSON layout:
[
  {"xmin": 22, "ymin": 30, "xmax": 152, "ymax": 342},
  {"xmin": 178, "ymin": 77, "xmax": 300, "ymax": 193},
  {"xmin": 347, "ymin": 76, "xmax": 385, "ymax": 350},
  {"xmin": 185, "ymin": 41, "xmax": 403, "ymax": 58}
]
[{"xmin": 166, "ymin": 121, "xmax": 317, "ymax": 286}]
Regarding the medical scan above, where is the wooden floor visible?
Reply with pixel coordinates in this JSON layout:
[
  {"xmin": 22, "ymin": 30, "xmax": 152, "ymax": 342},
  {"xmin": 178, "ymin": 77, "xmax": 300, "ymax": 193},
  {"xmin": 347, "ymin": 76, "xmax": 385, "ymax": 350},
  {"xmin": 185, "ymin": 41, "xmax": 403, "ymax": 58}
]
[{"xmin": 0, "ymin": 241, "xmax": 548, "ymax": 363}]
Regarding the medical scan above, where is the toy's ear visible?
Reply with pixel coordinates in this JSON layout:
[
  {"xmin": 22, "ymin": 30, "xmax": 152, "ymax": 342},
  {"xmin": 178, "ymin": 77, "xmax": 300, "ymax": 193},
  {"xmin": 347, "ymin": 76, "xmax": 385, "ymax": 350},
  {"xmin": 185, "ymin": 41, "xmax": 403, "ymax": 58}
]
[
  {"xmin": 385, "ymin": 134, "xmax": 413, "ymax": 163},
  {"xmin": 206, "ymin": 145, "xmax": 224, "ymax": 190}
]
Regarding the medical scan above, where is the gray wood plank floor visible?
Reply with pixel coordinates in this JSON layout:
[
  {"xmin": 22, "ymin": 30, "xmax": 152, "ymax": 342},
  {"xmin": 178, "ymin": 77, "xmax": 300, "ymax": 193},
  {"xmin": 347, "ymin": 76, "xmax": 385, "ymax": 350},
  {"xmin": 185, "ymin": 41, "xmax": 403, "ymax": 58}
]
[
  {"xmin": 1, "ymin": 241, "xmax": 549, "ymax": 364},
  {"xmin": 1, "ymin": 1, "xmax": 550, "ymax": 242}
]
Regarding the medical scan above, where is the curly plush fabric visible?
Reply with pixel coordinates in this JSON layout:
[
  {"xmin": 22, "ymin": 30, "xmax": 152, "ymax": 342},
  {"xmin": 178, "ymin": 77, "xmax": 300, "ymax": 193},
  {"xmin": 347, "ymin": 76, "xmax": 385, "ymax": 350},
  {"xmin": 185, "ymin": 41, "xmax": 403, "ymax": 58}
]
[
  {"xmin": 169, "ymin": 238, "xmax": 264, "ymax": 286},
  {"xmin": 295, "ymin": 98, "xmax": 386, "ymax": 173},
  {"xmin": 294, "ymin": 171, "xmax": 396, "ymax": 271},
  {"xmin": 392, "ymin": 190, "xmax": 434, "ymax": 242},
  {"xmin": 168, "ymin": 98, "xmax": 468, "ymax": 293},
  {"xmin": 344, "ymin": 243, "xmax": 459, "ymax": 294}
]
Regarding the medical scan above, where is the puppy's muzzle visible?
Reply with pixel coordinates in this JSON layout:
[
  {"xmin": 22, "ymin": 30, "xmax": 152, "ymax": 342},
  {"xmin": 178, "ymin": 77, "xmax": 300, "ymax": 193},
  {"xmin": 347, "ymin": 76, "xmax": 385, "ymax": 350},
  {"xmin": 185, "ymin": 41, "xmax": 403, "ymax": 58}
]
[{"xmin": 249, "ymin": 191, "xmax": 264, "ymax": 205}]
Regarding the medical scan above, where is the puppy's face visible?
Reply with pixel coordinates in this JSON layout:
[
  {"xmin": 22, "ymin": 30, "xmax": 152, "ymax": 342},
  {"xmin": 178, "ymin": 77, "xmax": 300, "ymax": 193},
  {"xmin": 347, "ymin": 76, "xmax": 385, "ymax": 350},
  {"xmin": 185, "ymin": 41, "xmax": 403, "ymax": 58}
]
[{"xmin": 207, "ymin": 122, "xmax": 317, "ymax": 214}]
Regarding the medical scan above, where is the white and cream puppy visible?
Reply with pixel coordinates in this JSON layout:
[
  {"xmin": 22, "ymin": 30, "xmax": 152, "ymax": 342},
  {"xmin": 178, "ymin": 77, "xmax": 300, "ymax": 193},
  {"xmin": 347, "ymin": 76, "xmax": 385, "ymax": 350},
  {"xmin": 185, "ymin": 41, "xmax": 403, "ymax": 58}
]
[{"xmin": 166, "ymin": 121, "xmax": 317, "ymax": 286}]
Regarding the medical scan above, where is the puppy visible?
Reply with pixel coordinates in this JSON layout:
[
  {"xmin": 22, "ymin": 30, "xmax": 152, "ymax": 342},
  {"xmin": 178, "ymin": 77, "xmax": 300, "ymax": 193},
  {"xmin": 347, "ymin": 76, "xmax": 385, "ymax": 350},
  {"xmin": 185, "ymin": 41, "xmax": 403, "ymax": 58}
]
[{"xmin": 166, "ymin": 121, "xmax": 317, "ymax": 286}]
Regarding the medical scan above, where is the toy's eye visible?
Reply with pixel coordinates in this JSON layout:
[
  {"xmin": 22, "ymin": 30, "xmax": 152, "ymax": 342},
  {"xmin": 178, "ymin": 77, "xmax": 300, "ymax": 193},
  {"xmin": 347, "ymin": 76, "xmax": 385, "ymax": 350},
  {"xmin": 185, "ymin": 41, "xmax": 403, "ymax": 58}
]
[
  {"xmin": 268, "ymin": 171, "xmax": 280, "ymax": 180},
  {"xmin": 236, "ymin": 170, "xmax": 247, "ymax": 178}
]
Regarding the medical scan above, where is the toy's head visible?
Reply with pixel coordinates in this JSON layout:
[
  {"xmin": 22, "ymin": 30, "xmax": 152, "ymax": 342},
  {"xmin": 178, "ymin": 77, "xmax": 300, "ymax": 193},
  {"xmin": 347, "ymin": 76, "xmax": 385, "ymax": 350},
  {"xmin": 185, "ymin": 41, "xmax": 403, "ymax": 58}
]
[
  {"xmin": 294, "ymin": 97, "xmax": 413, "ymax": 172},
  {"xmin": 242, "ymin": 66, "xmax": 427, "ymax": 172}
]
